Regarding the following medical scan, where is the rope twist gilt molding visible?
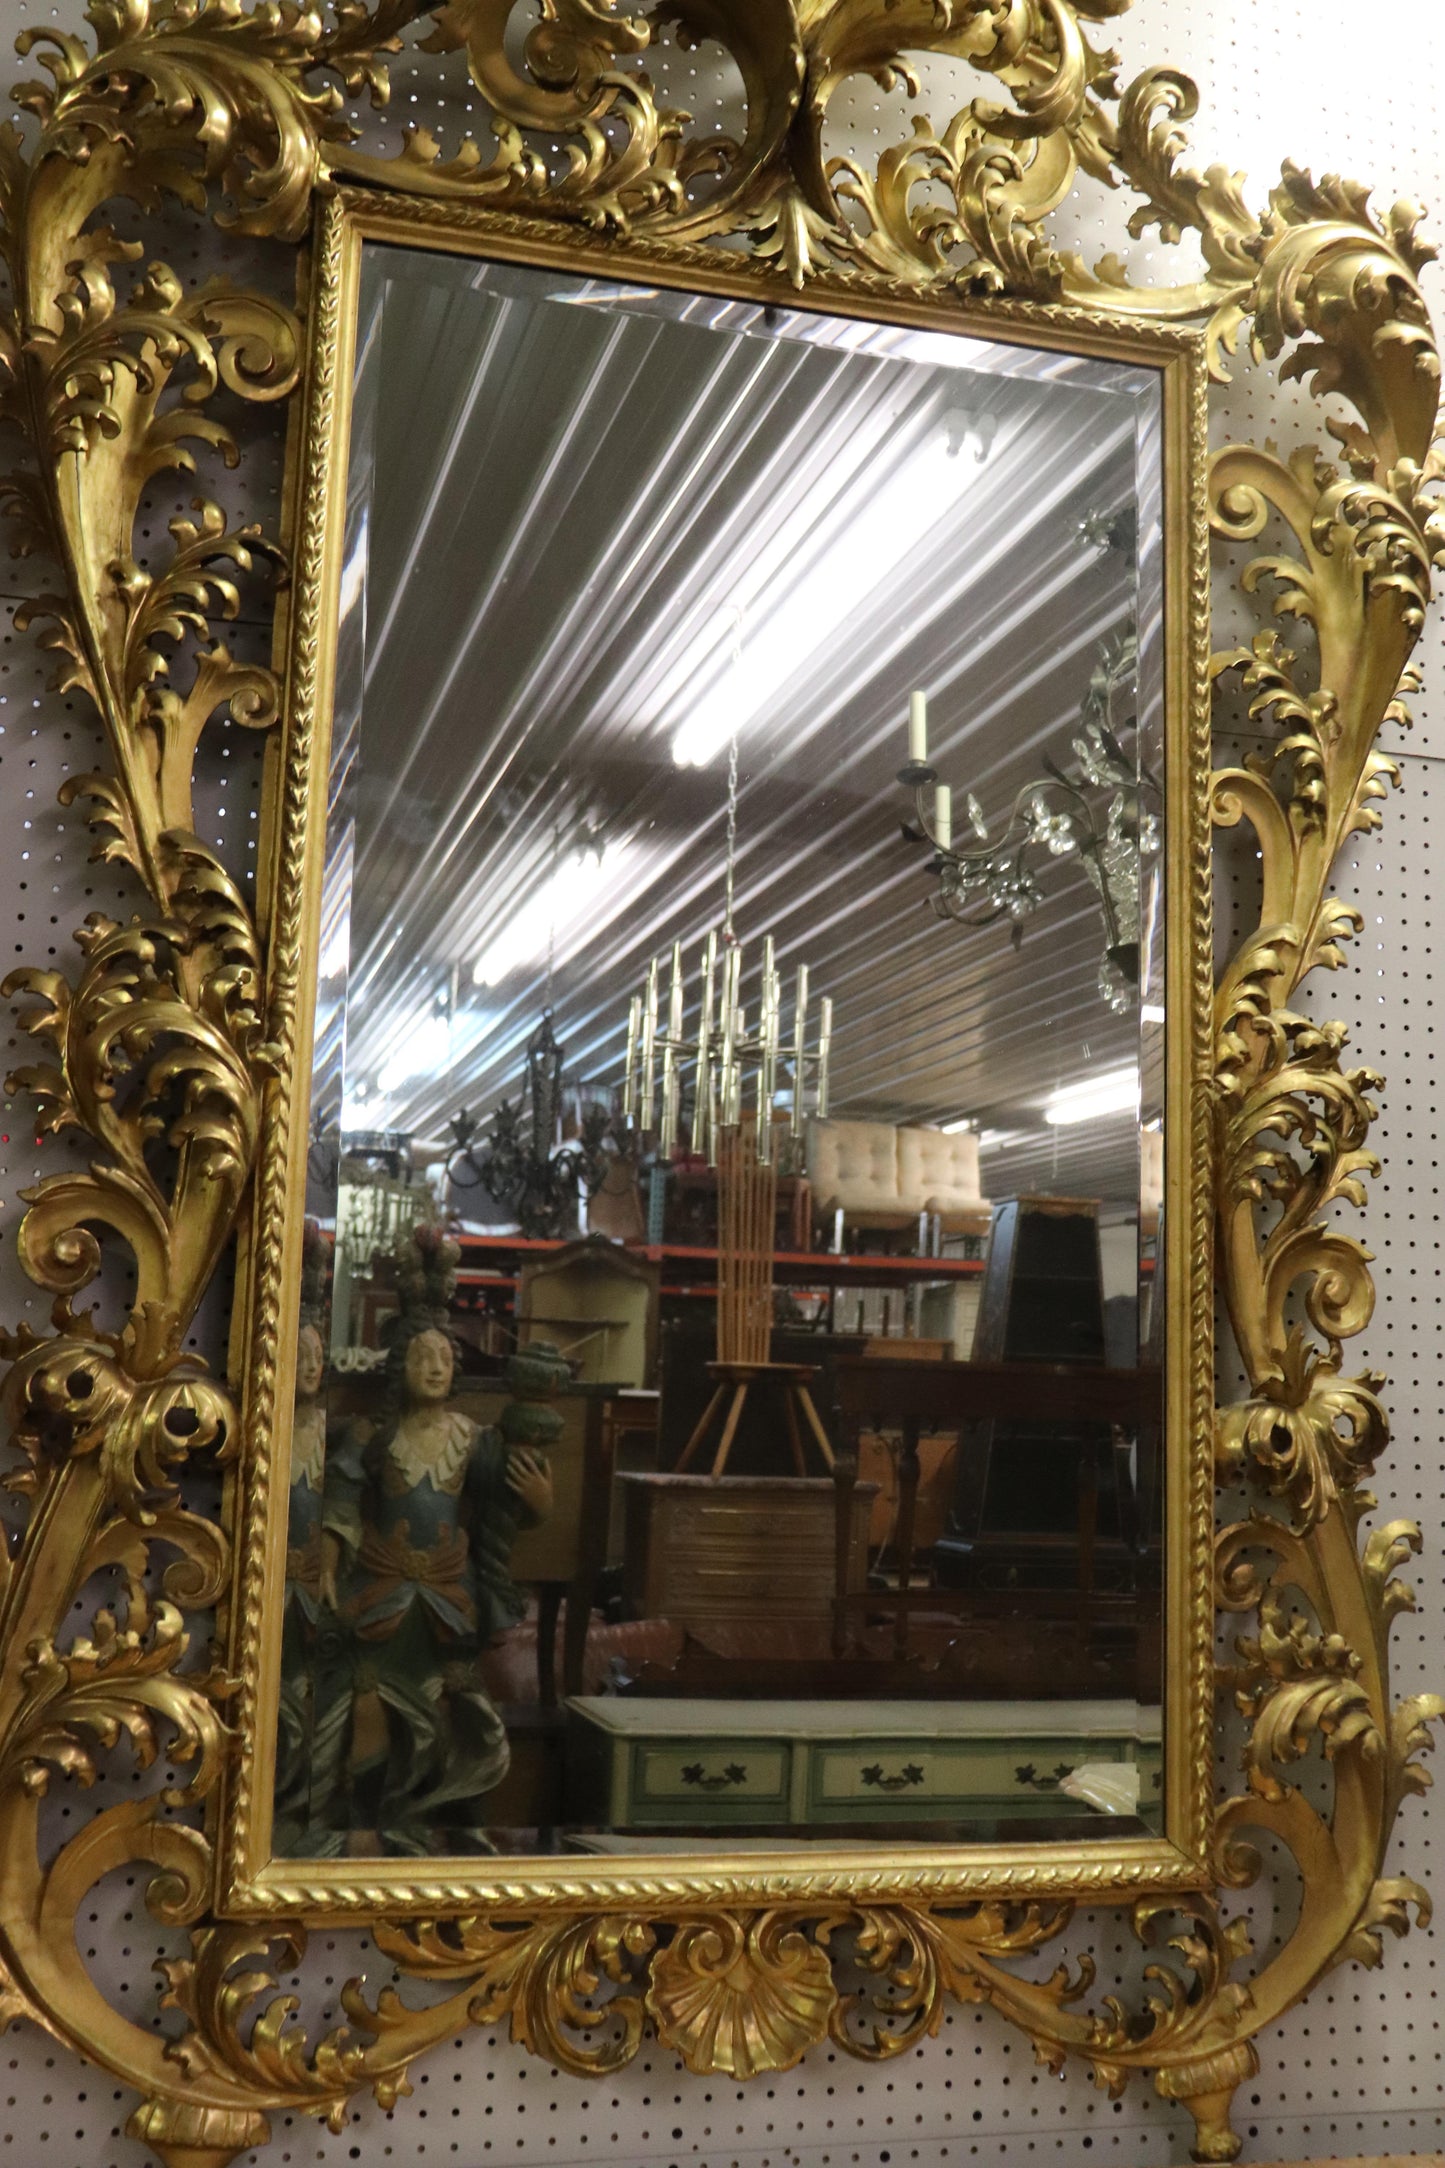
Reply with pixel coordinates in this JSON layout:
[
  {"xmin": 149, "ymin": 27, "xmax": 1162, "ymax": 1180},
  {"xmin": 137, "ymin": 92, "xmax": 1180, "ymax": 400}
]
[{"xmin": 0, "ymin": 1, "xmax": 1436, "ymax": 2162}]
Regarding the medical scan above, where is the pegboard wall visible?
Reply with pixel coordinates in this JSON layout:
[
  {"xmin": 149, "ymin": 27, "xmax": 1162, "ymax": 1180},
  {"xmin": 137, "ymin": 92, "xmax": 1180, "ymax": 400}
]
[{"xmin": 1, "ymin": 3, "xmax": 1444, "ymax": 2164}]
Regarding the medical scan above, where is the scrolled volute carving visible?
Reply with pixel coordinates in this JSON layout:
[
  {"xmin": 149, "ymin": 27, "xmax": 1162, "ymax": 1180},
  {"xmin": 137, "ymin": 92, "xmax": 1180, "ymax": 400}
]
[{"xmin": 0, "ymin": 4, "xmax": 1437, "ymax": 2166}]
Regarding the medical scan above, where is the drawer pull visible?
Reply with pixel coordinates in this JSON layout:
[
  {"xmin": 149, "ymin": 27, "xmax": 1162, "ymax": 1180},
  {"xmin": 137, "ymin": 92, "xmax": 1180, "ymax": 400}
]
[
  {"xmin": 860, "ymin": 1761, "xmax": 925, "ymax": 1791},
  {"xmin": 1015, "ymin": 1762, "xmax": 1073, "ymax": 1791},
  {"xmin": 680, "ymin": 1760, "xmax": 748, "ymax": 1791}
]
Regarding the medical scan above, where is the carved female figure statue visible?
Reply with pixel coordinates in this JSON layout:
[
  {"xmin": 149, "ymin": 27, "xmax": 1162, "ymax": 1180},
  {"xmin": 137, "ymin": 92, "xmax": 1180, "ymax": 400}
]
[{"xmin": 322, "ymin": 1317, "xmax": 555, "ymax": 1853}]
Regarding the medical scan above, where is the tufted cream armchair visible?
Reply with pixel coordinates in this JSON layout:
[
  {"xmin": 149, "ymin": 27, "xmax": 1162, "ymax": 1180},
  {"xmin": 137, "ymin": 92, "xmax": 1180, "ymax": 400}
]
[{"xmin": 805, "ymin": 1118, "xmax": 990, "ymax": 1245}]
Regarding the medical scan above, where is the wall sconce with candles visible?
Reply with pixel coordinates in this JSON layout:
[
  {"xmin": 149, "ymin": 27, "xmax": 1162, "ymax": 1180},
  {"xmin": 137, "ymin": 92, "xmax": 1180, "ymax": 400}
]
[{"xmin": 897, "ymin": 651, "xmax": 1159, "ymax": 1015}]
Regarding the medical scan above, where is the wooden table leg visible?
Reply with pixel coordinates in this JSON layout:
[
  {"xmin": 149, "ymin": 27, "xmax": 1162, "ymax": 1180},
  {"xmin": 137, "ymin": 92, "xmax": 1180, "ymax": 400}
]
[
  {"xmin": 893, "ymin": 1416, "xmax": 921, "ymax": 1661},
  {"xmin": 535, "ymin": 1582, "xmax": 563, "ymax": 1707},
  {"xmin": 796, "ymin": 1384, "xmax": 836, "ymax": 1471},
  {"xmin": 711, "ymin": 1381, "xmax": 750, "ymax": 1475},
  {"xmin": 832, "ymin": 1443, "xmax": 859, "ymax": 1659},
  {"xmin": 1077, "ymin": 1438, "xmax": 1100, "ymax": 1645},
  {"xmin": 674, "ymin": 1383, "xmax": 725, "ymax": 1473},
  {"xmin": 563, "ymin": 1397, "xmax": 612, "ymax": 1697},
  {"xmin": 783, "ymin": 1386, "xmax": 807, "ymax": 1477}
]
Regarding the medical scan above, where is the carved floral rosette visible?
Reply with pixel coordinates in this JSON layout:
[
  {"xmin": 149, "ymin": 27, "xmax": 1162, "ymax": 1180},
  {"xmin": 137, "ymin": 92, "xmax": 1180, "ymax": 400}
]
[{"xmin": 0, "ymin": 3, "xmax": 1439, "ymax": 2165}]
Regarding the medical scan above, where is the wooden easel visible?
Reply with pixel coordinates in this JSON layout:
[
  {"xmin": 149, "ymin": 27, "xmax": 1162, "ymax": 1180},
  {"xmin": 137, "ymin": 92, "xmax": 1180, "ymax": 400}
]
[{"xmin": 673, "ymin": 1125, "xmax": 834, "ymax": 1478}]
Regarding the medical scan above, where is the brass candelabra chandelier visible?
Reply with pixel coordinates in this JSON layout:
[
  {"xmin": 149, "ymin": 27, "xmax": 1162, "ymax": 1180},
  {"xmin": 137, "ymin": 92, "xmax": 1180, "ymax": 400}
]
[{"xmin": 622, "ymin": 741, "xmax": 831, "ymax": 1167}]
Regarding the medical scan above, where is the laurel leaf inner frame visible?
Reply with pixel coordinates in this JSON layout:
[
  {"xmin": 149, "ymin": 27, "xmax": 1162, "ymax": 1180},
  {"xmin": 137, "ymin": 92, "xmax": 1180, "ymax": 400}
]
[
  {"xmin": 0, "ymin": 1, "xmax": 1438, "ymax": 2153},
  {"xmin": 218, "ymin": 187, "xmax": 1217, "ymax": 1921}
]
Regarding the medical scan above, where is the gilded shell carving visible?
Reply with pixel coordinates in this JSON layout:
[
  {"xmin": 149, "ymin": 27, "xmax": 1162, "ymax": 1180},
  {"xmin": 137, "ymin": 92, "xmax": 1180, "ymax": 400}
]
[
  {"xmin": 646, "ymin": 1915, "xmax": 838, "ymax": 2077},
  {"xmin": 0, "ymin": 2, "xmax": 1436, "ymax": 2163}
]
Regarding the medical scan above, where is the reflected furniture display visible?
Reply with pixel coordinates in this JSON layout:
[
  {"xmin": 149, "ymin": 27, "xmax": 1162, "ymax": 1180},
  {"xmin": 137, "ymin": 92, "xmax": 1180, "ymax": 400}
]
[
  {"xmin": 459, "ymin": 1377, "xmax": 653, "ymax": 1704},
  {"xmin": 672, "ymin": 1361, "xmax": 836, "ymax": 1478},
  {"xmin": 832, "ymin": 1354, "xmax": 1161, "ymax": 1700},
  {"xmin": 601, "ymin": 1389, "xmax": 661, "ymax": 1565},
  {"xmin": 469, "ymin": 1385, "xmax": 610, "ymax": 1705},
  {"xmin": 655, "ymin": 1319, "xmax": 867, "ymax": 1478},
  {"xmin": 516, "ymin": 1236, "xmax": 658, "ymax": 1388},
  {"xmin": 935, "ymin": 1196, "xmax": 1122, "ymax": 1592},
  {"xmin": 662, "ymin": 1162, "xmax": 813, "ymax": 1253},
  {"xmin": 619, "ymin": 1474, "xmax": 876, "ymax": 1637},
  {"xmin": 857, "ymin": 1424, "xmax": 958, "ymax": 1556},
  {"xmin": 563, "ymin": 1695, "xmax": 1161, "ymax": 1831},
  {"xmin": 806, "ymin": 1120, "xmax": 991, "ymax": 1246},
  {"xmin": 668, "ymin": 1124, "xmax": 836, "ymax": 1476}
]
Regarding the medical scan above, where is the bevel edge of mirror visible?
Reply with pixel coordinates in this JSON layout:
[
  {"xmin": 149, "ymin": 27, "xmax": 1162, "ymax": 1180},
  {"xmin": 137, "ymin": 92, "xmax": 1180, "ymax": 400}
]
[{"xmin": 215, "ymin": 187, "xmax": 1216, "ymax": 1922}]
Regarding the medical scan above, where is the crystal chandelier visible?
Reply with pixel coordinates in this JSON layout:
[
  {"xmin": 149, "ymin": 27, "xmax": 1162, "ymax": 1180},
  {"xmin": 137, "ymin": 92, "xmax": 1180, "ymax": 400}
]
[
  {"xmin": 898, "ymin": 636, "xmax": 1158, "ymax": 1015},
  {"xmin": 899, "ymin": 508, "xmax": 1156, "ymax": 1014}
]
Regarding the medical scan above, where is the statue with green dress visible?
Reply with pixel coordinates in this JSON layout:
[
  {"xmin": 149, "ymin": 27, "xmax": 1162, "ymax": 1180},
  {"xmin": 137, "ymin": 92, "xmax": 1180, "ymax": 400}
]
[{"xmin": 277, "ymin": 1223, "xmax": 566, "ymax": 1857}]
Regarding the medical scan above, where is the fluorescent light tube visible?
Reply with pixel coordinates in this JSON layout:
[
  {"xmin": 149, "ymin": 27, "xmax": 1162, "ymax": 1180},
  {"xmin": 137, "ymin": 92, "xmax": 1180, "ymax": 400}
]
[{"xmin": 1044, "ymin": 1066, "xmax": 1140, "ymax": 1126}]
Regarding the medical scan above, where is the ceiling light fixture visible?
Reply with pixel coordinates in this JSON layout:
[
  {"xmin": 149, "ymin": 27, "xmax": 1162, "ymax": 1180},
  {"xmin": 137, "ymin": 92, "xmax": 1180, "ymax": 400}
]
[
  {"xmin": 1044, "ymin": 1066, "xmax": 1140, "ymax": 1126},
  {"xmin": 626, "ymin": 735, "xmax": 829, "ymax": 1167},
  {"xmin": 670, "ymin": 410, "xmax": 993, "ymax": 770},
  {"xmin": 472, "ymin": 838, "xmax": 634, "ymax": 988}
]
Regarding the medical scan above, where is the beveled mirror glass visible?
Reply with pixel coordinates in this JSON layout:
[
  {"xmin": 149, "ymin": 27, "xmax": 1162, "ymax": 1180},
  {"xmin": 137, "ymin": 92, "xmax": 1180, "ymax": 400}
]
[{"xmin": 273, "ymin": 238, "xmax": 1194, "ymax": 1864}]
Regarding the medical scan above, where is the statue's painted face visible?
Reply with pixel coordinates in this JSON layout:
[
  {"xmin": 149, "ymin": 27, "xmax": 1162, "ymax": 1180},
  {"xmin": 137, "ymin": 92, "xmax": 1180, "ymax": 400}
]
[
  {"xmin": 405, "ymin": 1327, "xmax": 455, "ymax": 1404},
  {"xmin": 295, "ymin": 1323, "xmax": 325, "ymax": 1399}
]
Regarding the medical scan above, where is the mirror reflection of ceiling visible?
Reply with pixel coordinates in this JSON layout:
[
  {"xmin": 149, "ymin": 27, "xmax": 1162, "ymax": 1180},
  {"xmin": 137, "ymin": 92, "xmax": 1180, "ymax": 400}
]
[{"xmin": 326, "ymin": 248, "xmax": 1164, "ymax": 1202}]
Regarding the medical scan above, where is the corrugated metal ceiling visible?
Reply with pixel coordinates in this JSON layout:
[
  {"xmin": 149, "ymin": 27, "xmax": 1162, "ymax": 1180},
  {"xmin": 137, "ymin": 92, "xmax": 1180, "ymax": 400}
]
[{"xmin": 318, "ymin": 249, "xmax": 1166, "ymax": 1207}]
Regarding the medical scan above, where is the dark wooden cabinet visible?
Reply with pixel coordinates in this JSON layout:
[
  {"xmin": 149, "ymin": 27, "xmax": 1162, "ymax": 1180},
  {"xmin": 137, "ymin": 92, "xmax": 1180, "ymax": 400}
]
[{"xmin": 935, "ymin": 1197, "xmax": 1126, "ymax": 1587}]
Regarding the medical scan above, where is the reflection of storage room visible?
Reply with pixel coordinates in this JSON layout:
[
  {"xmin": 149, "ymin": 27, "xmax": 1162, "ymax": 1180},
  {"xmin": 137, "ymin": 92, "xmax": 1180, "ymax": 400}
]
[{"xmin": 1, "ymin": 1, "xmax": 1443, "ymax": 2165}]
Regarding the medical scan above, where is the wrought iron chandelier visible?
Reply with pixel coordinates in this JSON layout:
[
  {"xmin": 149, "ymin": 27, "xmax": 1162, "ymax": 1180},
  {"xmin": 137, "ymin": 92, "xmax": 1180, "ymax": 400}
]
[{"xmin": 447, "ymin": 1009, "xmax": 610, "ymax": 1240}]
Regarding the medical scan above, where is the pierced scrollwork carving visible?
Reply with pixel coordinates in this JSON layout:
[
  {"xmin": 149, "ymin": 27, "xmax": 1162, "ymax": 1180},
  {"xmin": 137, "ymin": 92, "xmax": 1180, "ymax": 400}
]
[{"xmin": 0, "ymin": 3, "xmax": 1437, "ymax": 2164}]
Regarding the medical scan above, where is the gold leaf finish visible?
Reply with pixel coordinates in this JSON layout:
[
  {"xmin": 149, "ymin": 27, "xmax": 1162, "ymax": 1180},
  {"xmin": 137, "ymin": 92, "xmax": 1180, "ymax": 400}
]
[
  {"xmin": 647, "ymin": 1914, "xmax": 837, "ymax": 2076},
  {"xmin": 0, "ymin": 4, "xmax": 1436, "ymax": 2165}
]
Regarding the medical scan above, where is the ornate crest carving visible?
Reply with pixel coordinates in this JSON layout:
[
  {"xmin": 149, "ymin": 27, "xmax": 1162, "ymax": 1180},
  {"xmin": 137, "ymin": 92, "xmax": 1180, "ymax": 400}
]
[{"xmin": 0, "ymin": 3, "xmax": 1439, "ymax": 2162}]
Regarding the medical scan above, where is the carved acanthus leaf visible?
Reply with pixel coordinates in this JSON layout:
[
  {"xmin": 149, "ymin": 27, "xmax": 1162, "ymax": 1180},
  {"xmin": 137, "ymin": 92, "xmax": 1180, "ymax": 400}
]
[
  {"xmin": 1230, "ymin": 1602, "xmax": 1377, "ymax": 1802},
  {"xmin": 0, "ymin": 7, "xmax": 1439, "ymax": 2166}
]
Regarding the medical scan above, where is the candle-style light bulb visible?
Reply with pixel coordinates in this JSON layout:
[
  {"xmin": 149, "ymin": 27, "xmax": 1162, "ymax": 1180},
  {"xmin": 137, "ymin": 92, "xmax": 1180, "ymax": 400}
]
[
  {"xmin": 661, "ymin": 939, "xmax": 684, "ymax": 1157},
  {"xmin": 691, "ymin": 929, "xmax": 717, "ymax": 1156},
  {"xmin": 759, "ymin": 936, "xmax": 780, "ymax": 1160},
  {"xmin": 908, "ymin": 689, "xmax": 928, "ymax": 766},
  {"xmin": 640, "ymin": 955, "xmax": 659, "ymax": 1133},
  {"xmin": 935, "ymin": 784, "xmax": 952, "ymax": 852},
  {"xmin": 623, "ymin": 993, "xmax": 641, "ymax": 1121},
  {"xmin": 817, "ymin": 996, "xmax": 833, "ymax": 1119},
  {"xmin": 720, "ymin": 944, "xmax": 742, "ymax": 1130},
  {"xmin": 791, "ymin": 962, "xmax": 810, "ymax": 1137}
]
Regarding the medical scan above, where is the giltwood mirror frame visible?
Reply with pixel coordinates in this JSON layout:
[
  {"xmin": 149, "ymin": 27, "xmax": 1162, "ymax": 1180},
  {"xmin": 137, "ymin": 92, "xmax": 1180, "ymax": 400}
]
[
  {"xmin": 229, "ymin": 191, "xmax": 1214, "ymax": 1900},
  {"xmin": 0, "ymin": 4, "xmax": 1439, "ymax": 2165}
]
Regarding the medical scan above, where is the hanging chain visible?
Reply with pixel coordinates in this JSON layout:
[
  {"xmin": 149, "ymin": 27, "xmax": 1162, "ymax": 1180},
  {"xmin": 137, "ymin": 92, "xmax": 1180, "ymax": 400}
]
[
  {"xmin": 722, "ymin": 600, "xmax": 744, "ymax": 945},
  {"xmin": 545, "ymin": 814, "xmax": 559, "ymax": 1011},
  {"xmin": 724, "ymin": 732, "xmax": 739, "ymax": 943}
]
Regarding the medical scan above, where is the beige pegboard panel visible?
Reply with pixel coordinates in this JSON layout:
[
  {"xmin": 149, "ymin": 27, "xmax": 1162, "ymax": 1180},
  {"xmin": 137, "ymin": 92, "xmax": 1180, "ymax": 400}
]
[{"xmin": 1, "ymin": 1, "xmax": 1444, "ymax": 2163}]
